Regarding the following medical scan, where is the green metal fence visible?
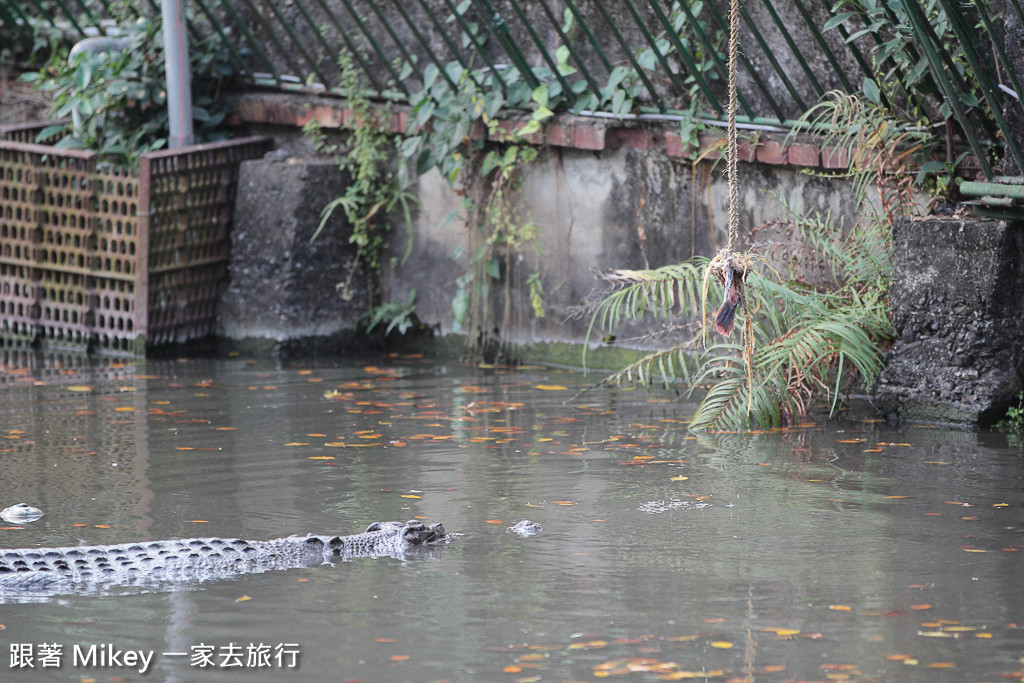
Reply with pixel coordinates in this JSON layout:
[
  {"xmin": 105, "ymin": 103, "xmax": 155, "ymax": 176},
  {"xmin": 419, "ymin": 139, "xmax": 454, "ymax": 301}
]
[{"xmin": 2, "ymin": 0, "xmax": 1022, "ymax": 183}]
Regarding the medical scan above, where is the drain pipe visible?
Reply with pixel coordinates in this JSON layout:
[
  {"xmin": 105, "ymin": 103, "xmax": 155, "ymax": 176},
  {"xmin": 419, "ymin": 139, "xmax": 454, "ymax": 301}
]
[{"xmin": 161, "ymin": 0, "xmax": 194, "ymax": 148}]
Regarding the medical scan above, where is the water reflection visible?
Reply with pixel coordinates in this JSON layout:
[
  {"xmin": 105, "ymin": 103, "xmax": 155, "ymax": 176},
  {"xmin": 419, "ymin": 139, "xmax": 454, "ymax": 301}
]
[{"xmin": 0, "ymin": 350, "xmax": 1022, "ymax": 681}]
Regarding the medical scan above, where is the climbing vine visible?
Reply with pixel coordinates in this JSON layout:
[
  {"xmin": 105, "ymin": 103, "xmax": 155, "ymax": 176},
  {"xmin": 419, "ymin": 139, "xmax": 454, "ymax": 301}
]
[{"xmin": 303, "ymin": 49, "xmax": 416, "ymax": 304}]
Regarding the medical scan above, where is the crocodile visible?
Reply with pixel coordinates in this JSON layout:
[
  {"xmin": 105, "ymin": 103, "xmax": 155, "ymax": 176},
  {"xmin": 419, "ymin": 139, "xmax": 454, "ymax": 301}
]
[{"xmin": 0, "ymin": 520, "xmax": 448, "ymax": 601}]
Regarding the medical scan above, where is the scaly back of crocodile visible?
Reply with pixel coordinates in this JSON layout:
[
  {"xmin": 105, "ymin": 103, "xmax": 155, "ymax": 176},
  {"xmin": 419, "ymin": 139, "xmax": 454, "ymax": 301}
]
[{"xmin": 0, "ymin": 520, "xmax": 448, "ymax": 600}]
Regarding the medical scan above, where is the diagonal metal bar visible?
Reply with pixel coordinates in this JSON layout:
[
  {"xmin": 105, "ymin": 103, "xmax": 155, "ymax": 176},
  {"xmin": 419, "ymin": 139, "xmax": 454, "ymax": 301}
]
[
  {"xmin": 756, "ymin": 0, "xmax": 824, "ymax": 99},
  {"xmin": 189, "ymin": 0, "xmax": 258, "ymax": 75},
  {"xmin": 619, "ymin": 0, "xmax": 693, "ymax": 110},
  {"xmin": 335, "ymin": 0, "xmax": 412, "ymax": 96},
  {"xmin": 968, "ymin": 0, "xmax": 1024, "ymax": 116},
  {"xmin": 437, "ymin": 0, "xmax": 509, "ymax": 93},
  {"xmin": 790, "ymin": 0, "xmax": 854, "ymax": 94},
  {"xmin": 647, "ymin": 0, "xmax": 729, "ymax": 117},
  {"xmin": 26, "ymin": 0, "xmax": 81, "ymax": 35},
  {"xmin": 392, "ymin": 2, "xmax": 468, "ymax": 91},
  {"xmin": 471, "ymin": 0, "xmax": 541, "ymax": 90},
  {"xmin": 210, "ymin": 0, "xmax": 282, "ymax": 82},
  {"xmin": 934, "ymin": 0, "xmax": 1024, "ymax": 174},
  {"xmin": 251, "ymin": 0, "xmax": 326, "ymax": 85},
  {"xmin": 898, "ymin": 0, "xmax": 993, "ymax": 178},
  {"xmin": 502, "ymin": 0, "xmax": 575, "ymax": 99},
  {"xmin": 0, "ymin": 2, "xmax": 33, "ymax": 50},
  {"xmin": 696, "ymin": 0, "xmax": 787, "ymax": 122},
  {"xmin": 410, "ymin": 1, "xmax": 486, "ymax": 92},
  {"xmin": 589, "ymin": 0, "xmax": 667, "ymax": 111},
  {"xmin": 735, "ymin": 1, "xmax": 809, "ymax": 111},
  {"xmin": 287, "ymin": 0, "xmax": 346, "ymax": 86},
  {"xmin": 309, "ymin": 0, "xmax": 387, "ymax": 96},
  {"xmin": 534, "ymin": 0, "xmax": 602, "ymax": 99},
  {"xmin": 562, "ymin": 0, "xmax": 613, "ymax": 75}
]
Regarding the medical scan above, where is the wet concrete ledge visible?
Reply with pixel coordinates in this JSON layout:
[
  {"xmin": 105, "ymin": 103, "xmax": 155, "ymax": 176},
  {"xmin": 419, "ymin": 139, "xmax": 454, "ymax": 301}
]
[{"xmin": 875, "ymin": 216, "xmax": 1024, "ymax": 426}]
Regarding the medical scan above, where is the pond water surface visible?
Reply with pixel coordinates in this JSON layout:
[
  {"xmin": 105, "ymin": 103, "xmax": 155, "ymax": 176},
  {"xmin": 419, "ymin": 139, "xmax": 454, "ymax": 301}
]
[{"xmin": 1, "ymin": 352, "xmax": 1023, "ymax": 682}]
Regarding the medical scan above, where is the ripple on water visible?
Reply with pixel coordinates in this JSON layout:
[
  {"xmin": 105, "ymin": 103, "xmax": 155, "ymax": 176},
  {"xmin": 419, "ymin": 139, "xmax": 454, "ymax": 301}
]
[{"xmin": 637, "ymin": 499, "xmax": 713, "ymax": 514}]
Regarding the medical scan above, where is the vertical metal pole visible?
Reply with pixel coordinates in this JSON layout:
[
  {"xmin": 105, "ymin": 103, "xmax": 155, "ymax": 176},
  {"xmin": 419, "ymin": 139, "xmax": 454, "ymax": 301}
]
[{"xmin": 161, "ymin": 0, "xmax": 194, "ymax": 149}]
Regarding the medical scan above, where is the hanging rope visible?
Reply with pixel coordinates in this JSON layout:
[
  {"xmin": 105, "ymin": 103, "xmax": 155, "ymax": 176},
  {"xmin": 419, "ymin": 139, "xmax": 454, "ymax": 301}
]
[
  {"xmin": 709, "ymin": 0, "xmax": 746, "ymax": 338},
  {"xmin": 726, "ymin": 0, "xmax": 740, "ymax": 253}
]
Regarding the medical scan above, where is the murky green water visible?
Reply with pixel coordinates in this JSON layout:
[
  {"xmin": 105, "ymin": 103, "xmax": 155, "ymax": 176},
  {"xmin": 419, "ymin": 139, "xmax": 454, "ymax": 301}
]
[{"xmin": 1, "ymin": 351, "xmax": 1023, "ymax": 682}]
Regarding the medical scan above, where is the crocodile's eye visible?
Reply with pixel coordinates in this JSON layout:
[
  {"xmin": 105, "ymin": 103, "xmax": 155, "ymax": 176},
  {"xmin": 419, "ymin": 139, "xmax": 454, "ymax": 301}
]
[{"xmin": 402, "ymin": 523, "xmax": 432, "ymax": 544}]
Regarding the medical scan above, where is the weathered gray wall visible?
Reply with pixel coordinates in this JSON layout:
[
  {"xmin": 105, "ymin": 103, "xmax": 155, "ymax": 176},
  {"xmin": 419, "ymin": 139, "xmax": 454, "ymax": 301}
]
[{"xmin": 382, "ymin": 142, "xmax": 862, "ymax": 346}]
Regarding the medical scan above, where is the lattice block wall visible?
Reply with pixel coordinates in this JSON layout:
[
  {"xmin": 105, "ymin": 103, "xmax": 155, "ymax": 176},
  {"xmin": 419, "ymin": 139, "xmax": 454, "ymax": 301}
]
[{"xmin": 0, "ymin": 125, "xmax": 270, "ymax": 354}]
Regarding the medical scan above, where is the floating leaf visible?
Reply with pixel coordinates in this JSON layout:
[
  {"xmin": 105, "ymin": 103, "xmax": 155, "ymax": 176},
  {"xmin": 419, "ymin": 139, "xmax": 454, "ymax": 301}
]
[
  {"xmin": 235, "ymin": 595, "xmax": 252, "ymax": 602},
  {"xmin": 534, "ymin": 384, "xmax": 568, "ymax": 391},
  {"xmin": 710, "ymin": 641, "xmax": 733, "ymax": 649},
  {"xmin": 829, "ymin": 604, "xmax": 852, "ymax": 611}
]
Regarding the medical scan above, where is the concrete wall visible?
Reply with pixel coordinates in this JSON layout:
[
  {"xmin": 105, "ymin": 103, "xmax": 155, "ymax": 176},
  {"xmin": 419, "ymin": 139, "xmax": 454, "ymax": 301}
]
[
  {"xmin": 383, "ymin": 141, "xmax": 862, "ymax": 348},
  {"xmin": 227, "ymin": 96, "xmax": 871, "ymax": 360}
]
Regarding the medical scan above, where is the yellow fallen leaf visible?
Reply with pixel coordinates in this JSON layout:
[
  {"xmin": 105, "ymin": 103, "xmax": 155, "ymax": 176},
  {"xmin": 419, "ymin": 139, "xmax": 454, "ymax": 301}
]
[
  {"xmin": 284, "ymin": 442, "xmax": 310, "ymax": 447},
  {"xmin": 670, "ymin": 476, "xmax": 689, "ymax": 481},
  {"xmin": 67, "ymin": 385, "xmax": 93, "ymax": 392},
  {"xmin": 829, "ymin": 604, "xmax": 852, "ymax": 611},
  {"xmin": 400, "ymin": 494, "xmax": 421, "ymax": 499},
  {"xmin": 710, "ymin": 641, "xmax": 733, "ymax": 649},
  {"xmin": 235, "ymin": 595, "xmax": 252, "ymax": 602},
  {"xmin": 534, "ymin": 384, "xmax": 568, "ymax": 391}
]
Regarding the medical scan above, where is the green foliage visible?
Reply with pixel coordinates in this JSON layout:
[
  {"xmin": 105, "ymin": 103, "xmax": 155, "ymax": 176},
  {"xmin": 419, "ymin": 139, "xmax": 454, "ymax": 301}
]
[
  {"xmin": 590, "ymin": 94, "xmax": 907, "ymax": 431},
  {"xmin": 20, "ymin": 16, "xmax": 233, "ymax": 166},
  {"xmin": 826, "ymin": 0, "xmax": 984, "ymax": 118},
  {"xmin": 304, "ymin": 50, "xmax": 417, "ymax": 302},
  {"xmin": 589, "ymin": 212, "xmax": 892, "ymax": 431},
  {"xmin": 360, "ymin": 290, "xmax": 420, "ymax": 337},
  {"xmin": 998, "ymin": 392, "xmax": 1024, "ymax": 432},
  {"xmin": 823, "ymin": 0, "xmax": 991, "ymax": 193}
]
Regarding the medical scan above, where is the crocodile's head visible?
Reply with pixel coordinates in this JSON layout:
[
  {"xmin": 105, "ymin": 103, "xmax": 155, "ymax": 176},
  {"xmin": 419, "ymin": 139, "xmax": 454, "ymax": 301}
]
[{"xmin": 364, "ymin": 520, "xmax": 448, "ymax": 545}]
